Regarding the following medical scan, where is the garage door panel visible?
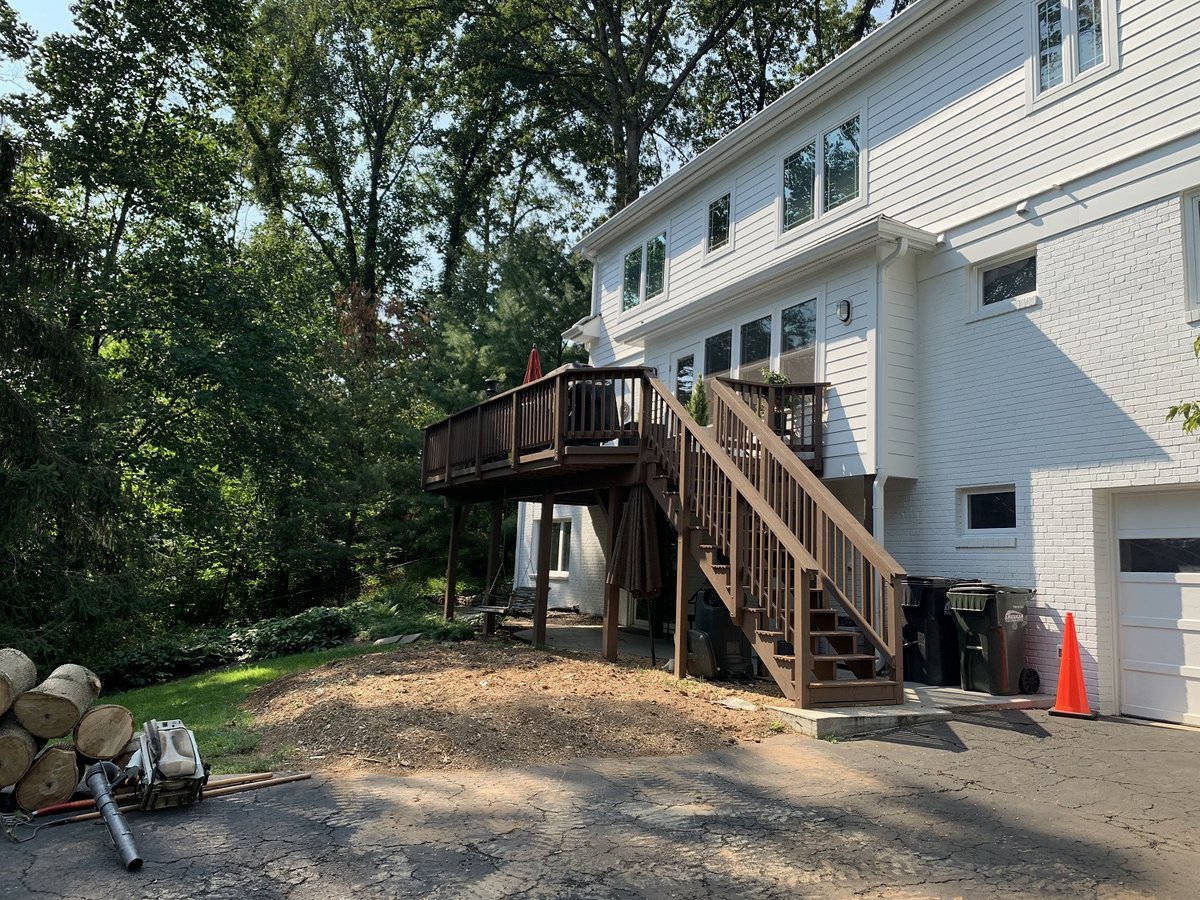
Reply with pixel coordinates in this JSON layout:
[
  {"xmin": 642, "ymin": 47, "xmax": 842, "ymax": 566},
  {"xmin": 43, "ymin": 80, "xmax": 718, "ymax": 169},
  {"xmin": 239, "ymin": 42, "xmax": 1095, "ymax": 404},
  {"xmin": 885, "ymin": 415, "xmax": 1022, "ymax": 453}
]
[
  {"xmin": 1118, "ymin": 577, "xmax": 1200, "ymax": 619},
  {"xmin": 1117, "ymin": 492, "xmax": 1200, "ymax": 533},
  {"xmin": 1116, "ymin": 489, "xmax": 1200, "ymax": 726},
  {"xmin": 1119, "ymin": 628, "xmax": 1200, "ymax": 670},
  {"xmin": 1120, "ymin": 671, "xmax": 1200, "ymax": 727}
]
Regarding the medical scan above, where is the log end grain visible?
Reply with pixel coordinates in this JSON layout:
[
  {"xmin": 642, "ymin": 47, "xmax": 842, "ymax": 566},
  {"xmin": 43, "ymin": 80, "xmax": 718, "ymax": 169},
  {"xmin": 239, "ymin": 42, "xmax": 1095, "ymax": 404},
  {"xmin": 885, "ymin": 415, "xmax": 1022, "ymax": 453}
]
[
  {"xmin": 13, "ymin": 664, "xmax": 103, "ymax": 739},
  {"xmin": 0, "ymin": 713, "xmax": 40, "ymax": 788},
  {"xmin": 14, "ymin": 744, "xmax": 81, "ymax": 812},
  {"xmin": 0, "ymin": 648, "xmax": 38, "ymax": 716},
  {"xmin": 75, "ymin": 704, "xmax": 136, "ymax": 761}
]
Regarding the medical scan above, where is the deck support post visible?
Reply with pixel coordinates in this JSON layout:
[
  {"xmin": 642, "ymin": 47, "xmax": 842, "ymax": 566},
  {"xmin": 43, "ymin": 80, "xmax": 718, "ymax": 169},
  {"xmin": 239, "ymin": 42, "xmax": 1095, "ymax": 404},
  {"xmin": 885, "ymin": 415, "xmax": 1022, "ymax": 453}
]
[
  {"xmin": 483, "ymin": 500, "xmax": 504, "ymax": 636},
  {"xmin": 443, "ymin": 504, "xmax": 470, "ymax": 620},
  {"xmin": 533, "ymin": 494, "xmax": 554, "ymax": 647},
  {"xmin": 602, "ymin": 486, "xmax": 624, "ymax": 662},
  {"xmin": 674, "ymin": 526, "xmax": 689, "ymax": 679}
]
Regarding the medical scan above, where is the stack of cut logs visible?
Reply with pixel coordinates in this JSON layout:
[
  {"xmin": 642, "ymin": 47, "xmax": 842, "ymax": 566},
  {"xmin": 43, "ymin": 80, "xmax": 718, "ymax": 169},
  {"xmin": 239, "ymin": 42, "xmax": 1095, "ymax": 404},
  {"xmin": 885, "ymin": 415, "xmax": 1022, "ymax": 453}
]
[{"xmin": 1, "ymin": 648, "xmax": 137, "ymax": 812}]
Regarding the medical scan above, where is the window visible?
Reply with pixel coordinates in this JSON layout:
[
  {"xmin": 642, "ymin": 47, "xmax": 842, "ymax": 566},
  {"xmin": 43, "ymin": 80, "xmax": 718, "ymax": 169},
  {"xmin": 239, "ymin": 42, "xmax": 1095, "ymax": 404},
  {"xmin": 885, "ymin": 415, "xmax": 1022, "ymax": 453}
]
[
  {"xmin": 621, "ymin": 231, "xmax": 667, "ymax": 311},
  {"xmin": 983, "ymin": 254, "xmax": 1037, "ymax": 305},
  {"xmin": 1031, "ymin": 0, "xmax": 1115, "ymax": 99},
  {"xmin": 534, "ymin": 520, "xmax": 572, "ymax": 576},
  {"xmin": 739, "ymin": 315, "xmax": 772, "ymax": 376},
  {"xmin": 1186, "ymin": 191, "xmax": 1200, "ymax": 321},
  {"xmin": 704, "ymin": 330, "xmax": 732, "ymax": 382},
  {"xmin": 675, "ymin": 354, "xmax": 695, "ymax": 404},
  {"xmin": 1119, "ymin": 538, "xmax": 1200, "ymax": 574},
  {"xmin": 967, "ymin": 490, "xmax": 1017, "ymax": 530},
  {"xmin": 780, "ymin": 298, "xmax": 817, "ymax": 383},
  {"xmin": 972, "ymin": 250, "xmax": 1039, "ymax": 320},
  {"xmin": 707, "ymin": 193, "xmax": 731, "ymax": 253},
  {"xmin": 782, "ymin": 114, "xmax": 861, "ymax": 234}
]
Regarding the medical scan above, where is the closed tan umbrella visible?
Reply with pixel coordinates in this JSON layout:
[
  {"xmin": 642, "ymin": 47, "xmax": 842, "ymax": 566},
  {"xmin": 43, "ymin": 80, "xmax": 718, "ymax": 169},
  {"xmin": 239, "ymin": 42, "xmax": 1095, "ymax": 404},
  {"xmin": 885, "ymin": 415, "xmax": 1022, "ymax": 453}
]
[{"xmin": 606, "ymin": 485, "xmax": 663, "ymax": 661}]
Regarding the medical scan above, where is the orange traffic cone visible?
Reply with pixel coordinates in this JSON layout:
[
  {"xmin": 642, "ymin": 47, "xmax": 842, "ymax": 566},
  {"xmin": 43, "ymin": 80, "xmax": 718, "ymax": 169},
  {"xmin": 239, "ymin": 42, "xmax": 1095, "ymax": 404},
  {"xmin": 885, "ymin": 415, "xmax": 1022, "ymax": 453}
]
[{"xmin": 1049, "ymin": 612, "xmax": 1097, "ymax": 719}]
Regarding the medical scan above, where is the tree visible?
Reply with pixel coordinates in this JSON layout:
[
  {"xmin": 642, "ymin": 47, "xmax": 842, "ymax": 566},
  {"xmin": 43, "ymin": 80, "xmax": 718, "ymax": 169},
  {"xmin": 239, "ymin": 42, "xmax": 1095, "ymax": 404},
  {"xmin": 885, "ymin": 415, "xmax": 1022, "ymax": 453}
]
[
  {"xmin": 485, "ymin": 0, "xmax": 755, "ymax": 210},
  {"xmin": 1167, "ymin": 335, "xmax": 1200, "ymax": 435}
]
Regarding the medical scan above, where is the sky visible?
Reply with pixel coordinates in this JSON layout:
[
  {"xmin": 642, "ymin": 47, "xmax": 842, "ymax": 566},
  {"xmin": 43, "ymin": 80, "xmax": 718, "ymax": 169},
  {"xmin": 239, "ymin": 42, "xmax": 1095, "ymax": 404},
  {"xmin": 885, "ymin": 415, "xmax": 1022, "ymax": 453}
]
[{"xmin": 1, "ymin": 1, "xmax": 75, "ymax": 93}]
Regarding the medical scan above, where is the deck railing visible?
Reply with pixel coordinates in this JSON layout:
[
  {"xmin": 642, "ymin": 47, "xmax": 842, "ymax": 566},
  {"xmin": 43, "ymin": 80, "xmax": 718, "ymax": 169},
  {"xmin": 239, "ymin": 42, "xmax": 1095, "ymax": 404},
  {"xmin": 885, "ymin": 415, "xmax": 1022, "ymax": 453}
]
[
  {"xmin": 709, "ymin": 377, "xmax": 905, "ymax": 676},
  {"xmin": 421, "ymin": 366, "xmax": 651, "ymax": 486},
  {"xmin": 721, "ymin": 378, "xmax": 827, "ymax": 474}
]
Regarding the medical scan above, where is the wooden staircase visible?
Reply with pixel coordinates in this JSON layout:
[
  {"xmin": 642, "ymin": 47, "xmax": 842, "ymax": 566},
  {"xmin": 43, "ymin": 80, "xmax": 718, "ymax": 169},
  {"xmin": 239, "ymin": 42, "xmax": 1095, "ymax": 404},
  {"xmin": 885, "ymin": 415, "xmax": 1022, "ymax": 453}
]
[{"xmin": 642, "ymin": 378, "xmax": 906, "ymax": 707}]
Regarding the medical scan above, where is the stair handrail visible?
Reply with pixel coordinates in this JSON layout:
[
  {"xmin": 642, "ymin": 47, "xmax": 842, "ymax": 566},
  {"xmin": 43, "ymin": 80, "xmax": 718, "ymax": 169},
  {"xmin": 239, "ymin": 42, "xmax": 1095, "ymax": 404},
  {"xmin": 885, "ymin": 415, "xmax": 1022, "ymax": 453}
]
[
  {"xmin": 642, "ymin": 377, "xmax": 822, "ymax": 577},
  {"xmin": 709, "ymin": 377, "xmax": 905, "ymax": 667}
]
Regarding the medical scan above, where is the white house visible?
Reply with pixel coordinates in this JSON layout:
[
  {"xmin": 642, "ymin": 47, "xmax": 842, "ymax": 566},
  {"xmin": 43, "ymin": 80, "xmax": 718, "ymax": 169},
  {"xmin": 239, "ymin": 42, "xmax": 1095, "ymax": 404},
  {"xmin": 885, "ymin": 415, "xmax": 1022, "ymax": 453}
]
[{"xmin": 512, "ymin": 0, "xmax": 1200, "ymax": 723}]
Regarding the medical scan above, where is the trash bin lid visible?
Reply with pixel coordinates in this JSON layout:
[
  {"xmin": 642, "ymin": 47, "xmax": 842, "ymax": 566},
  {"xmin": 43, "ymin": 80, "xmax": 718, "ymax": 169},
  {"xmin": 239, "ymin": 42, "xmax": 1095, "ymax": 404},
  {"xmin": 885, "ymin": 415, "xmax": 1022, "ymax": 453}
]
[
  {"xmin": 901, "ymin": 576, "xmax": 972, "ymax": 606},
  {"xmin": 946, "ymin": 582, "xmax": 1000, "ymax": 612}
]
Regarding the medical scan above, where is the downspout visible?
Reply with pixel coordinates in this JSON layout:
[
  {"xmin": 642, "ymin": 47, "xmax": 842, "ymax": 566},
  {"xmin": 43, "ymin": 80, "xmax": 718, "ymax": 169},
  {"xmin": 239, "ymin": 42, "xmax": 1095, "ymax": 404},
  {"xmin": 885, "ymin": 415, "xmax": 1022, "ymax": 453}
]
[{"xmin": 873, "ymin": 236, "xmax": 910, "ymax": 545}]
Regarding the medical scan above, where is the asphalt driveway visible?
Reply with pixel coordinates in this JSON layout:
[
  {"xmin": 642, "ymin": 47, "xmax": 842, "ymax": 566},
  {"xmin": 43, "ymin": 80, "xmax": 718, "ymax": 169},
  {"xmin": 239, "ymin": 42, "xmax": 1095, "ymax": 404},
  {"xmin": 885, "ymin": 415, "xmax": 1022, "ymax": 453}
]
[{"xmin": 7, "ymin": 711, "xmax": 1199, "ymax": 898}]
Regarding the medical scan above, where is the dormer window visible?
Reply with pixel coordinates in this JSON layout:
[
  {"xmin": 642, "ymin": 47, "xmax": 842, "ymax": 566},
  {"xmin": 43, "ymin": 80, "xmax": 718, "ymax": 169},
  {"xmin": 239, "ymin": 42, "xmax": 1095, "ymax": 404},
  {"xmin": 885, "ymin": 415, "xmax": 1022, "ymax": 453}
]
[
  {"xmin": 622, "ymin": 230, "xmax": 667, "ymax": 311},
  {"xmin": 1031, "ymin": 0, "xmax": 1116, "ymax": 100},
  {"xmin": 781, "ymin": 113, "xmax": 862, "ymax": 236}
]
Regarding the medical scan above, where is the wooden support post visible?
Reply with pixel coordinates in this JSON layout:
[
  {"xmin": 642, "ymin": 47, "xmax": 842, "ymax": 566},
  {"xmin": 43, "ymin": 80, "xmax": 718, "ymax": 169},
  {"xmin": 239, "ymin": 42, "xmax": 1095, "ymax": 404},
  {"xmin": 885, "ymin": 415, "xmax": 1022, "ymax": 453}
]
[
  {"xmin": 533, "ymin": 495, "xmax": 554, "ymax": 647},
  {"xmin": 443, "ymin": 504, "xmax": 470, "ymax": 620},
  {"xmin": 483, "ymin": 501, "xmax": 504, "ymax": 636},
  {"xmin": 796, "ymin": 565, "xmax": 812, "ymax": 708},
  {"xmin": 674, "ymin": 525, "xmax": 689, "ymax": 679},
  {"xmin": 602, "ymin": 487, "xmax": 623, "ymax": 662}
]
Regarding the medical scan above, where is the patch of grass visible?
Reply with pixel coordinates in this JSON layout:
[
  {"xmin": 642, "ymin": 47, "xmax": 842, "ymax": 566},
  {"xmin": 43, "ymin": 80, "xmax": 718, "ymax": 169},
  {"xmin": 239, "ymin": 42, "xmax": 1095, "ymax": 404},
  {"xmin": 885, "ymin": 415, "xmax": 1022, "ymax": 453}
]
[
  {"xmin": 104, "ymin": 643, "xmax": 392, "ymax": 775},
  {"xmin": 768, "ymin": 719, "xmax": 788, "ymax": 733}
]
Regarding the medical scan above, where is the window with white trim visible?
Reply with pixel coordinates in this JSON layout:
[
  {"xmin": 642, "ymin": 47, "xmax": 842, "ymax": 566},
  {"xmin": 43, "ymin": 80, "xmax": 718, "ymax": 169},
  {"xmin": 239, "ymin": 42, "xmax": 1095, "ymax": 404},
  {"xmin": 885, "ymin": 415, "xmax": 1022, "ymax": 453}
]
[
  {"xmin": 706, "ymin": 193, "xmax": 731, "ymax": 254},
  {"xmin": 971, "ymin": 249, "xmax": 1040, "ymax": 320},
  {"xmin": 621, "ymin": 230, "xmax": 667, "ymax": 311},
  {"xmin": 964, "ymin": 488, "xmax": 1017, "ymax": 532},
  {"xmin": 534, "ymin": 519, "xmax": 572, "ymax": 576},
  {"xmin": 1030, "ymin": 0, "xmax": 1116, "ymax": 99},
  {"xmin": 781, "ymin": 114, "xmax": 861, "ymax": 234},
  {"xmin": 1186, "ymin": 190, "xmax": 1200, "ymax": 321}
]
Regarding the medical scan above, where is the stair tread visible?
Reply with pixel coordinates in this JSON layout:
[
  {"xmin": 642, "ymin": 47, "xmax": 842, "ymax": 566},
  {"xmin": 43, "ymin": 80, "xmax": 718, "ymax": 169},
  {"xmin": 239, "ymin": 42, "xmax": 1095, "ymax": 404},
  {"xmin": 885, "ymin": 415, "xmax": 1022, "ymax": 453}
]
[
  {"xmin": 812, "ymin": 654, "xmax": 875, "ymax": 663},
  {"xmin": 810, "ymin": 630, "xmax": 856, "ymax": 637},
  {"xmin": 808, "ymin": 679, "xmax": 898, "ymax": 688}
]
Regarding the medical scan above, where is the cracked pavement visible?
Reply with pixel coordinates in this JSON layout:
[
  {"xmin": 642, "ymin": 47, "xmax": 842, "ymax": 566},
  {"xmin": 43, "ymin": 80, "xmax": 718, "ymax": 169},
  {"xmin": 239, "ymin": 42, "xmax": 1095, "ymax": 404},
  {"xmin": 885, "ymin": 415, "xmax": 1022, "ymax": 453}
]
[{"xmin": 6, "ymin": 711, "xmax": 1199, "ymax": 898}]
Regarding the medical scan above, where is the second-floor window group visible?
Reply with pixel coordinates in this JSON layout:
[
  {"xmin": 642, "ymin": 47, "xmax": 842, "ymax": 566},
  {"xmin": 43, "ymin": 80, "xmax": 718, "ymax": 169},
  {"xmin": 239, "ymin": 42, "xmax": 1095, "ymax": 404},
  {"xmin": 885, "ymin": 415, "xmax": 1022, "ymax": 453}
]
[
  {"xmin": 1035, "ymin": 0, "xmax": 1107, "ymax": 94},
  {"xmin": 783, "ymin": 115, "xmax": 861, "ymax": 231},
  {"xmin": 623, "ymin": 231, "xmax": 667, "ymax": 310}
]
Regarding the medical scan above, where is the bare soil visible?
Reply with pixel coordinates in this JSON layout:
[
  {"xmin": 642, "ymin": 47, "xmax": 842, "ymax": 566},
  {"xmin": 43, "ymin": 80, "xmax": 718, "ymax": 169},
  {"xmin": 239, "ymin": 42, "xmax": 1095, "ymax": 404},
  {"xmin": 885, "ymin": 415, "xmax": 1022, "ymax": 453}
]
[{"xmin": 244, "ymin": 637, "xmax": 786, "ymax": 777}]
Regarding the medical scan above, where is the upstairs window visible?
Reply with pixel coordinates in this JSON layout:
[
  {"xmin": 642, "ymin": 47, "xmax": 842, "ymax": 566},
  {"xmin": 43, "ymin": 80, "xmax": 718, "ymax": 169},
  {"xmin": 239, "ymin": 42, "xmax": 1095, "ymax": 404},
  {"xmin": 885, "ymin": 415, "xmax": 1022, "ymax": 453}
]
[
  {"xmin": 621, "ymin": 230, "xmax": 668, "ymax": 311},
  {"xmin": 707, "ymin": 193, "xmax": 731, "ymax": 253},
  {"xmin": 782, "ymin": 114, "xmax": 861, "ymax": 235},
  {"xmin": 1032, "ymin": 0, "xmax": 1115, "ymax": 98}
]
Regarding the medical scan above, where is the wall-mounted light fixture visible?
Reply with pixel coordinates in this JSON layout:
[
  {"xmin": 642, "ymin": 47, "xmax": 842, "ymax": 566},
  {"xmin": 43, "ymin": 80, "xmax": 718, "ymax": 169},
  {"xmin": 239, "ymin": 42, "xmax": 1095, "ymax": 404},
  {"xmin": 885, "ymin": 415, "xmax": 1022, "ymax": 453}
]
[{"xmin": 836, "ymin": 298, "xmax": 853, "ymax": 324}]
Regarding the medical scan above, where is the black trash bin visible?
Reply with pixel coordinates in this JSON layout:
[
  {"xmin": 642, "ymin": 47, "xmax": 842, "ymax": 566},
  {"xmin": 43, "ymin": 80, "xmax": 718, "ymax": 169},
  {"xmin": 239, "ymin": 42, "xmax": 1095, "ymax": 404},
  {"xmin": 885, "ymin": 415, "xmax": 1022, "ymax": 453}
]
[
  {"xmin": 901, "ymin": 577, "xmax": 975, "ymax": 686},
  {"xmin": 946, "ymin": 583, "xmax": 1038, "ymax": 695}
]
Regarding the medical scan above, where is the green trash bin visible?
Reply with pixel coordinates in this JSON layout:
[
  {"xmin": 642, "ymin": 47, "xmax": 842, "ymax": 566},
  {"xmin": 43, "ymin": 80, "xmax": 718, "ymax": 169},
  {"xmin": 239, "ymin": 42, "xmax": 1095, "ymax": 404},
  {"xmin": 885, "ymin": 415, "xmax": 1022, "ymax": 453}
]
[{"xmin": 946, "ymin": 583, "xmax": 1039, "ymax": 695}]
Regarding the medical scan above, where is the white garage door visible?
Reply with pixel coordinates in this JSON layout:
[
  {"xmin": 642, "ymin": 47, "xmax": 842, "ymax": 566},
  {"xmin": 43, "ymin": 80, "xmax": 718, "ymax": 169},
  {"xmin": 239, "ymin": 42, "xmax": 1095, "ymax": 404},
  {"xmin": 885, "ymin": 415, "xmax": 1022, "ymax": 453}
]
[{"xmin": 1116, "ymin": 490, "xmax": 1200, "ymax": 726}]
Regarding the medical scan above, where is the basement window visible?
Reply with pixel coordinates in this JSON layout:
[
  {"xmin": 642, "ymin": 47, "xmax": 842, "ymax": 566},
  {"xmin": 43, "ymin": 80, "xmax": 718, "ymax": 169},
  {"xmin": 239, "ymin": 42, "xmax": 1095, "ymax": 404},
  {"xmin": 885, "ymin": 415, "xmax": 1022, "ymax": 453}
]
[
  {"xmin": 957, "ymin": 486, "xmax": 1018, "ymax": 548},
  {"xmin": 534, "ymin": 519, "xmax": 572, "ymax": 576},
  {"xmin": 970, "ymin": 250, "xmax": 1040, "ymax": 321}
]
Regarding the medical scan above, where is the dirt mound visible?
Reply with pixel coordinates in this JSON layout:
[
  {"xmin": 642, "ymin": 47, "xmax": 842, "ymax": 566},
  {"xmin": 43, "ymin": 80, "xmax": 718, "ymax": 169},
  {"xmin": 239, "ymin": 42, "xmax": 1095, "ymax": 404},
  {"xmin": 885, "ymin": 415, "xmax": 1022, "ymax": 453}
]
[{"xmin": 244, "ymin": 639, "xmax": 785, "ymax": 776}]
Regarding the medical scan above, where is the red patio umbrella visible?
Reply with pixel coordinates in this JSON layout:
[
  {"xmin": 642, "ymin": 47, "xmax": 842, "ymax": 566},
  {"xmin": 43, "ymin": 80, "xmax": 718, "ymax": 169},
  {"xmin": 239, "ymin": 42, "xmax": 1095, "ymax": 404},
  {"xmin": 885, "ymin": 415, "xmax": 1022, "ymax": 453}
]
[{"xmin": 522, "ymin": 346, "xmax": 543, "ymax": 383}]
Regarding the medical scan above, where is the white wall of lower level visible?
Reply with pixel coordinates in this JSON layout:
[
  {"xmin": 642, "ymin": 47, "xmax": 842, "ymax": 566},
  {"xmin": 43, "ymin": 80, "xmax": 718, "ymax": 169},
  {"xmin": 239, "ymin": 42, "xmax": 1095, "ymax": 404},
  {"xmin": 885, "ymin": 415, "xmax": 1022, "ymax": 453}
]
[{"xmin": 885, "ymin": 194, "xmax": 1200, "ymax": 712}]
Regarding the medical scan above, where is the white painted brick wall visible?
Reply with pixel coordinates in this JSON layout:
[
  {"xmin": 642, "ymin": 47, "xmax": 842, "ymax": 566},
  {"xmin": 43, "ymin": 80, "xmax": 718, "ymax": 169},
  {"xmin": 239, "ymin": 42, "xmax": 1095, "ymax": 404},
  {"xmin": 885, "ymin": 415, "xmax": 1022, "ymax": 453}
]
[
  {"xmin": 886, "ymin": 196, "xmax": 1200, "ymax": 713},
  {"xmin": 514, "ymin": 502, "xmax": 609, "ymax": 616}
]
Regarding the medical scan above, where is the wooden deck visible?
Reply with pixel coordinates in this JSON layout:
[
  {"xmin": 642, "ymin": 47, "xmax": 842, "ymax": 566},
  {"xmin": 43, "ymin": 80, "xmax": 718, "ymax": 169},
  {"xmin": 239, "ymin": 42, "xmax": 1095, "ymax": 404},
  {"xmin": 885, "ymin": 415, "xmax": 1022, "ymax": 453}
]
[{"xmin": 422, "ymin": 365, "xmax": 907, "ymax": 710}]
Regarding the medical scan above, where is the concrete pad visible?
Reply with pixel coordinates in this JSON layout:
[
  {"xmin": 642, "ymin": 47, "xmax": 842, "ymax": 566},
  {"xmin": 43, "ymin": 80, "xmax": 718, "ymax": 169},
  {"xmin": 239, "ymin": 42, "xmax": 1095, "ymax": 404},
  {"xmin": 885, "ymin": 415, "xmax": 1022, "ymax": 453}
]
[
  {"xmin": 510, "ymin": 623, "xmax": 674, "ymax": 661},
  {"xmin": 770, "ymin": 682, "xmax": 1055, "ymax": 740}
]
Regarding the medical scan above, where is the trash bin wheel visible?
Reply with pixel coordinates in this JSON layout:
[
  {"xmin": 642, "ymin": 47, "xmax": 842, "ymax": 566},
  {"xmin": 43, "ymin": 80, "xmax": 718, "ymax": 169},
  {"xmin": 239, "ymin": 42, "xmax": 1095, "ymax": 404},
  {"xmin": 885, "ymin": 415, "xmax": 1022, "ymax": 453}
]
[{"xmin": 1018, "ymin": 667, "xmax": 1040, "ymax": 694}]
